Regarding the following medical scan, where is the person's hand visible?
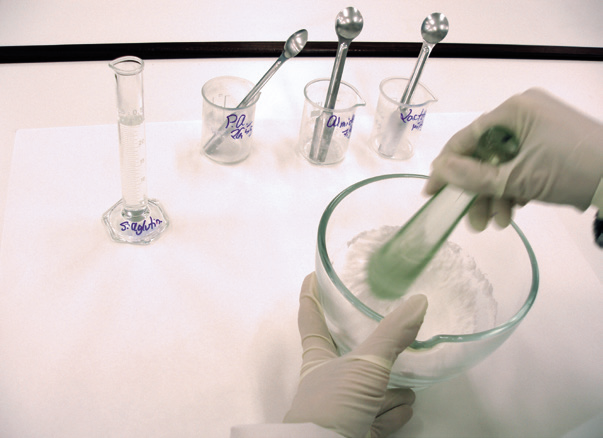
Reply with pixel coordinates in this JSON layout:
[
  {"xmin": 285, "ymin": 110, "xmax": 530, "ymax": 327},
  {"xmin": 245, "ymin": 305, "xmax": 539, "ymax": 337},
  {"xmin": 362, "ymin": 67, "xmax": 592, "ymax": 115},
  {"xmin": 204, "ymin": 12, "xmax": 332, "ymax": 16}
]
[
  {"xmin": 425, "ymin": 88, "xmax": 603, "ymax": 230},
  {"xmin": 284, "ymin": 273, "xmax": 427, "ymax": 438}
]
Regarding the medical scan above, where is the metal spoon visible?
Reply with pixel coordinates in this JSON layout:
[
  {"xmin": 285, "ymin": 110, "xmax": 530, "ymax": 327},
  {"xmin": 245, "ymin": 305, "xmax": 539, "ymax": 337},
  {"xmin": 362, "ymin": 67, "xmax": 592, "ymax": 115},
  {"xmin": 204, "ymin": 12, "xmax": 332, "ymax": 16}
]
[
  {"xmin": 204, "ymin": 29, "xmax": 308, "ymax": 155},
  {"xmin": 309, "ymin": 7, "xmax": 363, "ymax": 163},
  {"xmin": 378, "ymin": 13, "xmax": 449, "ymax": 157}
]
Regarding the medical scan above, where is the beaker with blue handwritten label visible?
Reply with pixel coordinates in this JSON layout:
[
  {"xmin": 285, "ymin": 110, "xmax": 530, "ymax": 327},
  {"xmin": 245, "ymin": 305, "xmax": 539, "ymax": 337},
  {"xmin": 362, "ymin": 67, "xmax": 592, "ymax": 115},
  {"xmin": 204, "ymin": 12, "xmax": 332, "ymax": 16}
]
[
  {"xmin": 201, "ymin": 76, "xmax": 260, "ymax": 164},
  {"xmin": 298, "ymin": 78, "xmax": 366, "ymax": 166},
  {"xmin": 369, "ymin": 77, "xmax": 437, "ymax": 160}
]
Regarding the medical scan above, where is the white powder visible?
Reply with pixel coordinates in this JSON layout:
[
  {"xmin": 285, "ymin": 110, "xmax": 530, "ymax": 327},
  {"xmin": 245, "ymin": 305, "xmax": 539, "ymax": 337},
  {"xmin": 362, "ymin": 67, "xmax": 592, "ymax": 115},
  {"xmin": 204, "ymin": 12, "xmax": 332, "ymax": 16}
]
[{"xmin": 338, "ymin": 225, "xmax": 497, "ymax": 341}]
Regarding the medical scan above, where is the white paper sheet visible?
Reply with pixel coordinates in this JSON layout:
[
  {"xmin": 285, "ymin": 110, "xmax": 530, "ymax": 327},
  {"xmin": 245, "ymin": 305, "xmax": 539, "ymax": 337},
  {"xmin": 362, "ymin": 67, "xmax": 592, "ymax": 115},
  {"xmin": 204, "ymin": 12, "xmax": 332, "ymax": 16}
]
[{"xmin": 1, "ymin": 114, "xmax": 601, "ymax": 438}]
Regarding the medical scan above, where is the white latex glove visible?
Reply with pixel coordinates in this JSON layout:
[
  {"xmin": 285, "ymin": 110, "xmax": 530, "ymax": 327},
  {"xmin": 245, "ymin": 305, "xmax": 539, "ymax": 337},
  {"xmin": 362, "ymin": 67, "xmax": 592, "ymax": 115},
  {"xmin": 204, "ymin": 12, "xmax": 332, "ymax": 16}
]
[
  {"xmin": 284, "ymin": 273, "xmax": 428, "ymax": 438},
  {"xmin": 425, "ymin": 88, "xmax": 603, "ymax": 230}
]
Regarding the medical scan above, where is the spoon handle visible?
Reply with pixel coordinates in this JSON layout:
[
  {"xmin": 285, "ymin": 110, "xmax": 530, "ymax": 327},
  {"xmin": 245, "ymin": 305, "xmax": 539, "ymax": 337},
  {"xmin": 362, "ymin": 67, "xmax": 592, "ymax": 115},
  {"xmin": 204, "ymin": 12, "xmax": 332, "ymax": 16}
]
[
  {"xmin": 324, "ymin": 41, "xmax": 350, "ymax": 109},
  {"xmin": 400, "ymin": 42, "xmax": 433, "ymax": 104},
  {"xmin": 309, "ymin": 40, "xmax": 351, "ymax": 162},
  {"xmin": 239, "ymin": 55, "xmax": 286, "ymax": 108}
]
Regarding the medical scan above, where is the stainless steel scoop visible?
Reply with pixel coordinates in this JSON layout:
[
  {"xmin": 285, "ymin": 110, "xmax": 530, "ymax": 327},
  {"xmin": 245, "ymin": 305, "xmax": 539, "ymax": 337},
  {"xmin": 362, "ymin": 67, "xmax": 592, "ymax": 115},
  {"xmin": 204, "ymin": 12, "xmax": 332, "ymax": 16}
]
[
  {"xmin": 308, "ymin": 7, "xmax": 363, "ymax": 163},
  {"xmin": 203, "ymin": 29, "xmax": 308, "ymax": 155},
  {"xmin": 378, "ymin": 13, "xmax": 449, "ymax": 157}
]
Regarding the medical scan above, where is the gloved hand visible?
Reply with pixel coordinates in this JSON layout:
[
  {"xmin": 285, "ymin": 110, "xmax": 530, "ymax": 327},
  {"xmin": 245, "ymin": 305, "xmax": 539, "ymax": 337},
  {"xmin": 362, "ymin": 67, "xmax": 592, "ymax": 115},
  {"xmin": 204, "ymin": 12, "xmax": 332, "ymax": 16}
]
[
  {"xmin": 284, "ymin": 273, "xmax": 428, "ymax": 438},
  {"xmin": 425, "ymin": 88, "xmax": 603, "ymax": 230}
]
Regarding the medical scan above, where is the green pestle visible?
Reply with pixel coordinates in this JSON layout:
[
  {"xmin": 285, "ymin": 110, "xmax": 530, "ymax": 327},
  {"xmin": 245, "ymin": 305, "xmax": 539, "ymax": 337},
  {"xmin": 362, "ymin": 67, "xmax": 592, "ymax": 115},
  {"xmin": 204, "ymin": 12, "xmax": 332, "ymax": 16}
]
[{"xmin": 367, "ymin": 126, "xmax": 520, "ymax": 299}]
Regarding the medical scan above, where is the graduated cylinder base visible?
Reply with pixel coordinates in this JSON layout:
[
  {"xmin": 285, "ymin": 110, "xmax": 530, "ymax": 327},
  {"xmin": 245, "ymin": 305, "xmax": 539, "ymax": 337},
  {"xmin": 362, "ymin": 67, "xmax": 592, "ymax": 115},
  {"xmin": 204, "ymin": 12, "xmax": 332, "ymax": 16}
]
[{"xmin": 102, "ymin": 198, "xmax": 169, "ymax": 245}]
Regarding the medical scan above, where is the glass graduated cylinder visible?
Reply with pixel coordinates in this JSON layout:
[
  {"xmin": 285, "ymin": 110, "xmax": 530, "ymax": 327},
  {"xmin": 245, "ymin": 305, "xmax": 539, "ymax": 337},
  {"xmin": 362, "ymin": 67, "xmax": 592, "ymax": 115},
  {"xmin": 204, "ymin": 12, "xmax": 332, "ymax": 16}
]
[
  {"xmin": 102, "ymin": 55, "xmax": 169, "ymax": 245},
  {"xmin": 118, "ymin": 114, "xmax": 148, "ymax": 217},
  {"xmin": 368, "ymin": 126, "xmax": 520, "ymax": 299}
]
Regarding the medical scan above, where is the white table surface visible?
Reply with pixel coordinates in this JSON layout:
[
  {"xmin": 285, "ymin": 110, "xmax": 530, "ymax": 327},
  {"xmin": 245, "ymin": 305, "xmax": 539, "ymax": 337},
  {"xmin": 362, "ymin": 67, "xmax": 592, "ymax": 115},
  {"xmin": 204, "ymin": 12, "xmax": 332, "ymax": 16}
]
[
  {"xmin": 0, "ymin": 107, "xmax": 602, "ymax": 437},
  {"xmin": 1, "ymin": 2, "xmax": 602, "ymax": 436}
]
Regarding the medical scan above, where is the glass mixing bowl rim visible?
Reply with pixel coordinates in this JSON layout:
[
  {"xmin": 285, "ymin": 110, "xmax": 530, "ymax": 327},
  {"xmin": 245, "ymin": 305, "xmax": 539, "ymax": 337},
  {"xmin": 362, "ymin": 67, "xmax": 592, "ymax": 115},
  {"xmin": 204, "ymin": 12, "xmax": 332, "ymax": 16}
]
[{"xmin": 317, "ymin": 173, "xmax": 539, "ymax": 350}]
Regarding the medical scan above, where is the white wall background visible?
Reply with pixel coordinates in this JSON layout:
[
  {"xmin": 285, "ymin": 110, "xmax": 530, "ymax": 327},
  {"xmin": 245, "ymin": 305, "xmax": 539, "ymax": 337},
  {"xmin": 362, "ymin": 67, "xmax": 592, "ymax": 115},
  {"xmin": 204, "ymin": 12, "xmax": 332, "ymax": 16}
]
[
  {"xmin": 1, "ymin": 0, "xmax": 602, "ymax": 241},
  {"xmin": 0, "ymin": 0, "xmax": 601, "ymax": 47}
]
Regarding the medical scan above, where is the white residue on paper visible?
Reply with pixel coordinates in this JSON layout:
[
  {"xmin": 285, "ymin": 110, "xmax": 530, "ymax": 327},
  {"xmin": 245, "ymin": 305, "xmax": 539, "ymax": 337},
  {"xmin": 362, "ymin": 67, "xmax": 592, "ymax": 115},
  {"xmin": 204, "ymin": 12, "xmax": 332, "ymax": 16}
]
[{"xmin": 338, "ymin": 226, "xmax": 498, "ymax": 341}]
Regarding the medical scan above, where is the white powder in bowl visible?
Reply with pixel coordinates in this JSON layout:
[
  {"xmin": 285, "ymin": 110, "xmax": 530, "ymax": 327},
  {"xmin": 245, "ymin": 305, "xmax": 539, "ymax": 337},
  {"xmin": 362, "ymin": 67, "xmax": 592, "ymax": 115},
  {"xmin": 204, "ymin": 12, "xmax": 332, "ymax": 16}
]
[{"xmin": 338, "ymin": 226, "xmax": 497, "ymax": 341}]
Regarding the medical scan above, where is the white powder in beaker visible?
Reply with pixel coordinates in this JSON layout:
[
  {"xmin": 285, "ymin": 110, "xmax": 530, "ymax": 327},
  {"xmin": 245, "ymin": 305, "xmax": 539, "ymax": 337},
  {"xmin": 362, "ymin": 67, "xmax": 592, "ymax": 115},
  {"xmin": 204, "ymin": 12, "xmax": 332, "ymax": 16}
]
[{"xmin": 338, "ymin": 226, "xmax": 497, "ymax": 341}]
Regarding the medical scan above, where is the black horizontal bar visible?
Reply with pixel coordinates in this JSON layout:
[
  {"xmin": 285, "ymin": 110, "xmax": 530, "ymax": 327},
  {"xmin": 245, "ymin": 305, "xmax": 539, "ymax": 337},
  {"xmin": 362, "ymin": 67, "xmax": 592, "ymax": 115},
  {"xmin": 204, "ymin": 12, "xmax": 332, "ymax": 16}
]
[{"xmin": 1, "ymin": 41, "xmax": 601, "ymax": 64}]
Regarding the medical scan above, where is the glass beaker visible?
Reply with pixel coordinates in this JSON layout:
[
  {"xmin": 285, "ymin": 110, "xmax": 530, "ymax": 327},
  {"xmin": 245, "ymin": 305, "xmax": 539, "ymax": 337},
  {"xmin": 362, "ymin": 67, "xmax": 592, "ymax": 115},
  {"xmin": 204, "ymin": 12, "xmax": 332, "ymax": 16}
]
[
  {"xmin": 201, "ymin": 76, "xmax": 260, "ymax": 164},
  {"xmin": 369, "ymin": 77, "xmax": 437, "ymax": 160},
  {"xmin": 102, "ymin": 56, "xmax": 169, "ymax": 245},
  {"xmin": 298, "ymin": 78, "xmax": 366, "ymax": 166}
]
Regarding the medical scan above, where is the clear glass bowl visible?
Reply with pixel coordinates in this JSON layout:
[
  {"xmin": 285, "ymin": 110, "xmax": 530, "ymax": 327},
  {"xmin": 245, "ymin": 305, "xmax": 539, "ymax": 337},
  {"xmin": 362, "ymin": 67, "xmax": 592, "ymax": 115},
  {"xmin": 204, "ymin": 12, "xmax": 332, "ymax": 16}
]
[{"xmin": 315, "ymin": 174, "xmax": 539, "ymax": 389}]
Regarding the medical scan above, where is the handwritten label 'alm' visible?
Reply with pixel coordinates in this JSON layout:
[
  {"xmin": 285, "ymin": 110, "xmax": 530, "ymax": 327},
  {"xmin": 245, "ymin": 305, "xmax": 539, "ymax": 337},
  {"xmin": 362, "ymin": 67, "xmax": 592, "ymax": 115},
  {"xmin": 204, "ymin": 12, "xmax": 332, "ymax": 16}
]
[{"xmin": 327, "ymin": 114, "xmax": 356, "ymax": 138}]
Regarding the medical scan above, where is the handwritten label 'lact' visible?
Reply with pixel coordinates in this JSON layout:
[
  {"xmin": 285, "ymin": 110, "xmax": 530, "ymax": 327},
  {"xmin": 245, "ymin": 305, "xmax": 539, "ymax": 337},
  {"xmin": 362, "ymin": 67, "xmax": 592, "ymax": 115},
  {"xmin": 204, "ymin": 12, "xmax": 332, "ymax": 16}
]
[
  {"xmin": 120, "ymin": 217, "xmax": 164, "ymax": 236},
  {"xmin": 327, "ymin": 114, "xmax": 356, "ymax": 138},
  {"xmin": 400, "ymin": 108, "xmax": 427, "ymax": 131},
  {"xmin": 225, "ymin": 113, "xmax": 253, "ymax": 139}
]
